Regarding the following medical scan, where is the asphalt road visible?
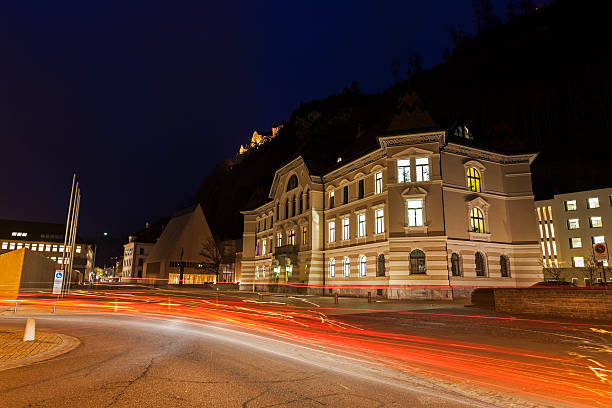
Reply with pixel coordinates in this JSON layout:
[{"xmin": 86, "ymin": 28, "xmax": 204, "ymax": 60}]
[
  {"xmin": 2, "ymin": 287, "xmax": 612, "ymax": 407},
  {"xmin": 0, "ymin": 313, "xmax": 484, "ymax": 408}
]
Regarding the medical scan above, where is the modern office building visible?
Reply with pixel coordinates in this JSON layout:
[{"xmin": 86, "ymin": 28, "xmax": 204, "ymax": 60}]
[
  {"xmin": 535, "ymin": 188, "xmax": 612, "ymax": 273},
  {"xmin": 0, "ymin": 219, "xmax": 94, "ymax": 281},
  {"xmin": 241, "ymin": 128, "xmax": 543, "ymax": 299}
]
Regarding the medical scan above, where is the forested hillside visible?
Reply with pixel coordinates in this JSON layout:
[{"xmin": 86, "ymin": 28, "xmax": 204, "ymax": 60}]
[{"xmin": 196, "ymin": 0, "xmax": 612, "ymax": 239}]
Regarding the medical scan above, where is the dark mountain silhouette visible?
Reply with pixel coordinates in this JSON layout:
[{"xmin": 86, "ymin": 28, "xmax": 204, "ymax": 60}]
[{"xmin": 196, "ymin": 0, "xmax": 612, "ymax": 239}]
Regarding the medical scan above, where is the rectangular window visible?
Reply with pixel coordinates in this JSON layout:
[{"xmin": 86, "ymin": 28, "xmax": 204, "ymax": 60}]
[
  {"xmin": 1, "ymin": 242, "xmax": 7, "ymax": 250},
  {"xmin": 593, "ymin": 236, "xmax": 605, "ymax": 244},
  {"xmin": 342, "ymin": 218, "xmax": 350, "ymax": 240},
  {"xmin": 288, "ymin": 230, "xmax": 295, "ymax": 245},
  {"xmin": 375, "ymin": 172, "xmax": 383, "ymax": 194},
  {"xmin": 9, "ymin": 243, "xmax": 15, "ymax": 250},
  {"xmin": 397, "ymin": 159, "xmax": 410, "ymax": 183},
  {"xmin": 375, "ymin": 208, "xmax": 384, "ymax": 234},
  {"xmin": 569, "ymin": 238, "xmax": 582, "ymax": 248},
  {"xmin": 407, "ymin": 199, "xmax": 424, "ymax": 227},
  {"xmin": 415, "ymin": 158, "xmax": 430, "ymax": 182},
  {"xmin": 358, "ymin": 179, "xmax": 364, "ymax": 199},
  {"xmin": 567, "ymin": 219, "xmax": 580, "ymax": 230},
  {"xmin": 565, "ymin": 200, "xmax": 577, "ymax": 211},
  {"xmin": 357, "ymin": 213, "xmax": 366, "ymax": 237},
  {"xmin": 17, "ymin": 243, "xmax": 23, "ymax": 249},
  {"xmin": 31, "ymin": 244, "xmax": 37, "ymax": 251},
  {"xmin": 302, "ymin": 227, "xmax": 307, "ymax": 245},
  {"xmin": 573, "ymin": 256, "xmax": 585, "ymax": 267},
  {"xmin": 590, "ymin": 216, "xmax": 603, "ymax": 228},
  {"xmin": 328, "ymin": 221, "xmax": 335, "ymax": 243},
  {"xmin": 587, "ymin": 197, "xmax": 600, "ymax": 209},
  {"xmin": 277, "ymin": 233, "xmax": 282, "ymax": 247},
  {"xmin": 329, "ymin": 191, "xmax": 335, "ymax": 209},
  {"xmin": 262, "ymin": 239, "xmax": 266, "ymax": 255},
  {"xmin": 52, "ymin": 245, "xmax": 58, "ymax": 252},
  {"xmin": 343, "ymin": 185, "xmax": 349, "ymax": 205}
]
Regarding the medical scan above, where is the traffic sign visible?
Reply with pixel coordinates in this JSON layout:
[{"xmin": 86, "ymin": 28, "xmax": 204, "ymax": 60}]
[
  {"xmin": 53, "ymin": 270, "xmax": 64, "ymax": 295},
  {"xmin": 593, "ymin": 242, "xmax": 609, "ymax": 261}
]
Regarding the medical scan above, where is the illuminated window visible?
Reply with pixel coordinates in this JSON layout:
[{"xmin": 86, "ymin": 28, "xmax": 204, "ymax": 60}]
[
  {"xmin": 51, "ymin": 257, "xmax": 56, "ymax": 261},
  {"xmin": 567, "ymin": 218, "xmax": 579, "ymax": 230},
  {"xmin": 329, "ymin": 191, "xmax": 335, "ymax": 209},
  {"xmin": 415, "ymin": 158, "xmax": 430, "ymax": 182},
  {"xmin": 397, "ymin": 159, "xmax": 410, "ymax": 183},
  {"xmin": 52, "ymin": 245, "xmax": 58, "ymax": 252},
  {"xmin": 470, "ymin": 208, "xmax": 485, "ymax": 233},
  {"xmin": 1, "ymin": 242, "xmax": 7, "ymax": 250},
  {"xmin": 302, "ymin": 227, "xmax": 307, "ymax": 245},
  {"xmin": 573, "ymin": 257, "xmax": 585, "ymax": 267},
  {"xmin": 475, "ymin": 252, "xmax": 486, "ymax": 276},
  {"xmin": 565, "ymin": 200, "xmax": 577, "ymax": 211},
  {"xmin": 466, "ymin": 168, "xmax": 481, "ymax": 192},
  {"xmin": 255, "ymin": 266, "xmax": 259, "ymax": 280},
  {"xmin": 569, "ymin": 238, "xmax": 582, "ymax": 248},
  {"xmin": 409, "ymin": 250, "xmax": 426, "ymax": 274},
  {"xmin": 590, "ymin": 216, "xmax": 603, "ymax": 228},
  {"xmin": 587, "ymin": 197, "xmax": 600, "ymax": 209},
  {"xmin": 17, "ymin": 243, "xmax": 23, "ymax": 249},
  {"xmin": 9, "ymin": 243, "xmax": 15, "ymax": 250},
  {"xmin": 500, "ymin": 255, "xmax": 510, "ymax": 278},
  {"xmin": 376, "ymin": 254, "xmax": 386, "ymax": 277},
  {"xmin": 375, "ymin": 209, "xmax": 384, "ymax": 234},
  {"xmin": 593, "ymin": 236, "xmax": 605, "ymax": 244},
  {"xmin": 329, "ymin": 258, "xmax": 335, "ymax": 277},
  {"xmin": 262, "ymin": 239, "xmax": 266, "ymax": 255},
  {"xmin": 357, "ymin": 213, "xmax": 366, "ymax": 237},
  {"xmin": 343, "ymin": 258, "xmax": 350, "ymax": 277},
  {"xmin": 358, "ymin": 255, "xmax": 367, "ymax": 277},
  {"xmin": 277, "ymin": 233, "xmax": 282, "ymax": 247},
  {"xmin": 341, "ymin": 218, "xmax": 350, "ymax": 240},
  {"xmin": 375, "ymin": 172, "xmax": 383, "ymax": 194},
  {"xmin": 328, "ymin": 221, "xmax": 335, "ymax": 243},
  {"xmin": 262, "ymin": 266, "xmax": 266, "ymax": 279},
  {"xmin": 407, "ymin": 199, "xmax": 424, "ymax": 227},
  {"xmin": 288, "ymin": 229, "xmax": 295, "ymax": 245},
  {"xmin": 451, "ymin": 253, "xmax": 461, "ymax": 276}
]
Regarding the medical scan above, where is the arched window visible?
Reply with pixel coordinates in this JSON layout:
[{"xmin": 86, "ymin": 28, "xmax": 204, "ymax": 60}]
[
  {"xmin": 410, "ymin": 250, "xmax": 426, "ymax": 274},
  {"xmin": 343, "ymin": 258, "xmax": 350, "ymax": 277},
  {"xmin": 376, "ymin": 254, "xmax": 386, "ymax": 277},
  {"xmin": 305, "ymin": 189, "xmax": 310, "ymax": 209},
  {"xmin": 358, "ymin": 255, "xmax": 367, "ymax": 277},
  {"xmin": 286, "ymin": 175, "xmax": 298, "ymax": 191},
  {"xmin": 451, "ymin": 253, "xmax": 461, "ymax": 276},
  {"xmin": 299, "ymin": 192, "xmax": 303, "ymax": 214},
  {"xmin": 500, "ymin": 255, "xmax": 510, "ymax": 278},
  {"xmin": 467, "ymin": 168, "xmax": 482, "ymax": 192},
  {"xmin": 291, "ymin": 195, "xmax": 296, "ymax": 217},
  {"xmin": 475, "ymin": 252, "xmax": 486, "ymax": 277},
  {"xmin": 329, "ymin": 258, "xmax": 335, "ymax": 277},
  {"xmin": 470, "ymin": 207, "xmax": 485, "ymax": 233},
  {"xmin": 285, "ymin": 198, "xmax": 289, "ymax": 219}
]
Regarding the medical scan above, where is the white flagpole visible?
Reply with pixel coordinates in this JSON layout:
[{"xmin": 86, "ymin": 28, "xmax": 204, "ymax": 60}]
[
  {"xmin": 67, "ymin": 191, "xmax": 81, "ymax": 296},
  {"xmin": 63, "ymin": 184, "xmax": 78, "ymax": 296},
  {"xmin": 61, "ymin": 174, "xmax": 76, "ymax": 273}
]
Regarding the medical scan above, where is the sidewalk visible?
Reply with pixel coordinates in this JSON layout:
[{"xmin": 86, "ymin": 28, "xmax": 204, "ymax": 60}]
[{"xmin": 0, "ymin": 325, "xmax": 80, "ymax": 372}]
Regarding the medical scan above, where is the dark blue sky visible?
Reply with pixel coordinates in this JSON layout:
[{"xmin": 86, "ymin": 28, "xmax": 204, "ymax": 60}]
[{"xmin": 1, "ymin": 1, "xmax": 509, "ymax": 239}]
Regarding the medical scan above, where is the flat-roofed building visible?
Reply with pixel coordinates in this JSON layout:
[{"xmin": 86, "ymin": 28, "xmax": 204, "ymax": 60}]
[
  {"xmin": 535, "ymin": 188, "xmax": 612, "ymax": 280},
  {"xmin": 241, "ymin": 129, "xmax": 542, "ymax": 299},
  {"xmin": 0, "ymin": 219, "xmax": 94, "ymax": 282}
]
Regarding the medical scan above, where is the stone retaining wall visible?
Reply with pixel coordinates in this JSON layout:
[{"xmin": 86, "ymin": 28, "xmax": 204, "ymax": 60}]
[{"xmin": 494, "ymin": 288, "xmax": 612, "ymax": 320}]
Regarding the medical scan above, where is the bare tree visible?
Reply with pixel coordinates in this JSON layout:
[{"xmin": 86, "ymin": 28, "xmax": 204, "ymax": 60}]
[
  {"xmin": 199, "ymin": 236, "xmax": 225, "ymax": 282},
  {"xmin": 539, "ymin": 258, "xmax": 562, "ymax": 281},
  {"xmin": 583, "ymin": 255, "xmax": 599, "ymax": 285}
]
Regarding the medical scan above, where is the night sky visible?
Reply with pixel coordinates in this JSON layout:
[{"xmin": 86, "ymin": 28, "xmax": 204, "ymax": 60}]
[{"xmin": 2, "ymin": 1, "xmax": 509, "ymax": 240}]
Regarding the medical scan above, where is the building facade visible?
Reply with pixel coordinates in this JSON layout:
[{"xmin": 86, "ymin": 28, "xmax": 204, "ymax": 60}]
[
  {"xmin": 535, "ymin": 188, "xmax": 612, "ymax": 275},
  {"xmin": 241, "ymin": 130, "xmax": 542, "ymax": 299},
  {"xmin": 123, "ymin": 239, "xmax": 154, "ymax": 279},
  {"xmin": 0, "ymin": 219, "xmax": 94, "ymax": 280}
]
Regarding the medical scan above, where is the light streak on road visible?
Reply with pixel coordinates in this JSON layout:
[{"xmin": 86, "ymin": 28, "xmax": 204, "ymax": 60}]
[{"xmin": 3, "ymin": 290, "xmax": 612, "ymax": 407}]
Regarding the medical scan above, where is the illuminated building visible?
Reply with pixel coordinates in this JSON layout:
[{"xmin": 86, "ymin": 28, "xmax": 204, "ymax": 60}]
[
  {"xmin": 534, "ymin": 188, "xmax": 612, "ymax": 280},
  {"xmin": 236, "ymin": 124, "xmax": 284, "ymax": 158},
  {"xmin": 241, "ymin": 129, "xmax": 543, "ymax": 299},
  {"xmin": 0, "ymin": 218, "xmax": 94, "ymax": 281}
]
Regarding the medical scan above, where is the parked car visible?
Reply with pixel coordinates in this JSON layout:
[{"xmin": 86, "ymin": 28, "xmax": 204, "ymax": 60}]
[{"xmin": 531, "ymin": 281, "xmax": 576, "ymax": 287}]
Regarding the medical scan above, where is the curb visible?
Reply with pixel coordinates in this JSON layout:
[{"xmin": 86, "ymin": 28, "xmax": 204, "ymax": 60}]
[{"xmin": 0, "ymin": 333, "xmax": 80, "ymax": 372}]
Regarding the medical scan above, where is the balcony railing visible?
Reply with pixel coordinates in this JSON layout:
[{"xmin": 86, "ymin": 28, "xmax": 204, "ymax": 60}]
[{"xmin": 275, "ymin": 244, "xmax": 297, "ymax": 255}]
